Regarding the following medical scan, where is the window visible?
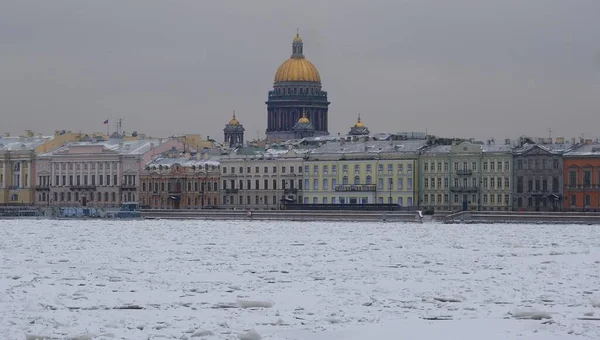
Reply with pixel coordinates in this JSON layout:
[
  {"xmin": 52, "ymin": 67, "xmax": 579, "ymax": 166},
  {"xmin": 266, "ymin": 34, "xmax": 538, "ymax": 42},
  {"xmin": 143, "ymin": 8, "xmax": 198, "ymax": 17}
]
[
  {"xmin": 323, "ymin": 197, "xmax": 328, "ymax": 204},
  {"xmin": 272, "ymin": 179, "xmax": 277, "ymax": 190},
  {"xmin": 490, "ymin": 194, "xmax": 495, "ymax": 204},
  {"xmin": 264, "ymin": 166, "xmax": 268, "ymax": 173},
  {"xmin": 272, "ymin": 166, "xmax": 277, "ymax": 173},
  {"xmin": 483, "ymin": 162, "xmax": 488, "ymax": 171},
  {"xmin": 497, "ymin": 194, "xmax": 502, "ymax": 205},
  {"xmin": 517, "ymin": 160, "xmax": 523, "ymax": 169},
  {"xmin": 444, "ymin": 178, "xmax": 448, "ymax": 188},
  {"xmin": 454, "ymin": 178, "xmax": 459, "ymax": 187},
  {"xmin": 535, "ymin": 179, "xmax": 540, "ymax": 191},
  {"xmin": 343, "ymin": 176, "xmax": 348, "ymax": 185},
  {"xmin": 313, "ymin": 179, "xmax": 318, "ymax": 190},
  {"xmin": 323, "ymin": 165, "xmax": 328, "ymax": 174},
  {"xmin": 247, "ymin": 180, "xmax": 251, "ymax": 190},
  {"xmin": 552, "ymin": 177, "xmax": 559, "ymax": 193},
  {"xmin": 490, "ymin": 162, "xmax": 495, "ymax": 171},
  {"xmin": 407, "ymin": 178, "xmax": 412, "ymax": 190},
  {"xmin": 444, "ymin": 194, "xmax": 448, "ymax": 203},
  {"xmin": 571, "ymin": 195, "xmax": 576, "ymax": 206},
  {"xmin": 378, "ymin": 178, "xmax": 383, "ymax": 190},
  {"xmin": 398, "ymin": 197, "xmax": 403, "ymax": 206},
  {"xmin": 542, "ymin": 179, "xmax": 548, "ymax": 192},
  {"xmin": 323, "ymin": 179, "xmax": 328, "ymax": 190},
  {"xmin": 255, "ymin": 180, "xmax": 260, "ymax": 190},
  {"xmin": 497, "ymin": 161, "xmax": 502, "ymax": 171},
  {"xmin": 437, "ymin": 194, "xmax": 441, "ymax": 204},
  {"xmin": 497, "ymin": 177, "xmax": 502, "ymax": 189},
  {"xmin": 332, "ymin": 165, "xmax": 337, "ymax": 174},
  {"xmin": 483, "ymin": 178, "xmax": 488, "ymax": 188},
  {"xmin": 366, "ymin": 175, "xmax": 372, "ymax": 185},
  {"xmin": 312, "ymin": 197, "xmax": 318, "ymax": 204},
  {"xmin": 424, "ymin": 178, "xmax": 429, "ymax": 188},
  {"xmin": 585, "ymin": 194, "xmax": 591, "ymax": 206},
  {"xmin": 366, "ymin": 164, "xmax": 372, "ymax": 173},
  {"xmin": 424, "ymin": 163, "xmax": 429, "ymax": 171},
  {"xmin": 553, "ymin": 159, "xmax": 558, "ymax": 169},
  {"xmin": 332, "ymin": 178, "xmax": 336, "ymax": 188},
  {"xmin": 398, "ymin": 178, "xmax": 403, "ymax": 190},
  {"xmin": 528, "ymin": 180, "xmax": 533, "ymax": 192},
  {"xmin": 569, "ymin": 171, "xmax": 577, "ymax": 186},
  {"xmin": 378, "ymin": 164, "xmax": 383, "ymax": 173},
  {"xmin": 504, "ymin": 177, "xmax": 509, "ymax": 188},
  {"xmin": 304, "ymin": 179, "xmax": 309, "ymax": 191},
  {"xmin": 454, "ymin": 194, "xmax": 459, "ymax": 203},
  {"xmin": 343, "ymin": 165, "xmax": 348, "ymax": 173},
  {"xmin": 504, "ymin": 162, "xmax": 509, "ymax": 171},
  {"xmin": 437, "ymin": 163, "xmax": 442, "ymax": 172},
  {"xmin": 355, "ymin": 164, "xmax": 360, "ymax": 173},
  {"xmin": 281, "ymin": 166, "xmax": 286, "ymax": 173},
  {"xmin": 407, "ymin": 197, "xmax": 413, "ymax": 206},
  {"xmin": 388, "ymin": 164, "xmax": 393, "ymax": 174},
  {"xmin": 398, "ymin": 164, "xmax": 403, "ymax": 173},
  {"xmin": 443, "ymin": 162, "xmax": 448, "ymax": 171},
  {"xmin": 463, "ymin": 162, "xmax": 467, "ymax": 170},
  {"xmin": 437, "ymin": 178, "xmax": 442, "ymax": 188},
  {"xmin": 407, "ymin": 164, "xmax": 412, "ymax": 174},
  {"xmin": 483, "ymin": 194, "xmax": 488, "ymax": 204},
  {"xmin": 354, "ymin": 176, "xmax": 360, "ymax": 185},
  {"xmin": 584, "ymin": 171, "xmax": 592, "ymax": 187}
]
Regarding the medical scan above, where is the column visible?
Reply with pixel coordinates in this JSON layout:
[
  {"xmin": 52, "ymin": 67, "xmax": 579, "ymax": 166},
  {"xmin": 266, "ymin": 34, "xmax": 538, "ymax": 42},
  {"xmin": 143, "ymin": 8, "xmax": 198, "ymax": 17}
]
[
  {"xmin": 1, "ymin": 161, "xmax": 5, "ymax": 188},
  {"xmin": 27, "ymin": 161, "xmax": 31, "ymax": 188},
  {"xmin": 109, "ymin": 162, "xmax": 113, "ymax": 186},
  {"xmin": 95, "ymin": 162, "xmax": 99, "ymax": 186},
  {"xmin": 51, "ymin": 162, "xmax": 55, "ymax": 186},
  {"xmin": 20, "ymin": 160, "xmax": 23, "ymax": 188},
  {"xmin": 116, "ymin": 162, "xmax": 120, "ymax": 186}
]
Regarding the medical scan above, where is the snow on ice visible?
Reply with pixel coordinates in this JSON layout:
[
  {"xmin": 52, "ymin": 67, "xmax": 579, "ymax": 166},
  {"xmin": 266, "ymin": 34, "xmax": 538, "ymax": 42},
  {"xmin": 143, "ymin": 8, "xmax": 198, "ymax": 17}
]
[{"xmin": 1, "ymin": 220, "xmax": 599, "ymax": 339}]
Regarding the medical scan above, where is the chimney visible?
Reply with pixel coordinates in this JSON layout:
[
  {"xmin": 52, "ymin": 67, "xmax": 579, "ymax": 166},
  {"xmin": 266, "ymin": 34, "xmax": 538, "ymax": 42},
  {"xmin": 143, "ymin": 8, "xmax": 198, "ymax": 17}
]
[
  {"xmin": 555, "ymin": 137, "xmax": 564, "ymax": 144},
  {"xmin": 3, "ymin": 132, "xmax": 10, "ymax": 137},
  {"xmin": 25, "ymin": 130, "xmax": 33, "ymax": 137}
]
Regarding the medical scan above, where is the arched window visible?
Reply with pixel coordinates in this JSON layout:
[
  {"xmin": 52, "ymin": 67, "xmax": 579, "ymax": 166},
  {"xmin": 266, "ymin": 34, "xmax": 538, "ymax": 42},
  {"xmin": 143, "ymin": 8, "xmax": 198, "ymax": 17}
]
[
  {"xmin": 97, "ymin": 192, "xmax": 101, "ymax": 202},
  {"xmin": 343, "ymin": 176, "xmax": 348, "ymax": 185},
  {"xmin": 366, "ymin": 175, "xmax": 372, "ymax": 185},
  {"xmin": 10, "ymin": 194, "xmax": 18, "ymax": 201},
  {"xmin": 127, "ymin": 192, "xmax": 132, "ymax": 201},
  {"xmin": 354, "ymin": 176, "xmax": 360, "ymax": 185},
  {"xmin": 111, "ymin": 192, "xmax": 116, "ymax": 202},
  {"xmin": 104, "ymin": 192, "xmax": 109, "ymax": 202}
]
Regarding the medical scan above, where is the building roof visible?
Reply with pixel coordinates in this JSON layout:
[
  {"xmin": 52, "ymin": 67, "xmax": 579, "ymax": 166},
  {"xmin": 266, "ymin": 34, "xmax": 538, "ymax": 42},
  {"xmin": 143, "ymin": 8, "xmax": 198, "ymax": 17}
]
[
  {"xmin": 309, "ymin": 140, "xmax": 428, "ymax": 155},
  {"xmin": 564, "ymin": 143, "xmax": 600, "ymax": 157},
  {"xmin": 146, "ymin": 155, "xmax": 220, "ymax": 168},
  {"xmin": 513, "ymin": 143, "xmax": 575, "ymax": 155},
  {"xmin": 40, "ymin": 138, "xmax": 167, "ymax": 156},
  {"xmin": 0, "ymin": 136, "xmax": 54, "ymax": 151}
]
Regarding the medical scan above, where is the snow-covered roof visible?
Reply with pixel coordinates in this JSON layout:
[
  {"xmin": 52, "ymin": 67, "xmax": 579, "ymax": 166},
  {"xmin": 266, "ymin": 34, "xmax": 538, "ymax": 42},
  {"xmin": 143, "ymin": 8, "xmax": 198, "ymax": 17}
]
[
  {"xmin": 513, "ymin": 143, "xmax": 575, "ymax": 155},
  {"xmin": 564, "ymin": 143, "xmax": 600, "ymax": 157},
  {"xmin": 40, "ymin": 138, "xmax": 166, "ymax": 156},
  {"xmin": 309, "ymin": 140, "xmax": 427, "ymax": 155},
  {"xmin": 0, "ymin": 136, "xmax": 54, "ymax": 151},
  {"xmin": 146, "ymin": 155, "xmax": 220, "ymax": 168}
]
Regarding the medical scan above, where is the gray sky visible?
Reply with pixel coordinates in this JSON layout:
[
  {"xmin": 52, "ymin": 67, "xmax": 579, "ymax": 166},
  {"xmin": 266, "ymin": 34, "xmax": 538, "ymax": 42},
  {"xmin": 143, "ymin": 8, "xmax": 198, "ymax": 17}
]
[{"xmin": 1, "ymin": 0, "xmax": 599, "ymax": 142}]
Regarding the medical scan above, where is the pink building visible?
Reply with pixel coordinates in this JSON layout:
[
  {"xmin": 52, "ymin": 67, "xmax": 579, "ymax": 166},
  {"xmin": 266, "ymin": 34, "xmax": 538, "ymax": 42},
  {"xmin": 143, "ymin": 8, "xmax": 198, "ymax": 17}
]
[{"xmin": 34, "ymin": 137, "xmax": 190, "ymax": 207}]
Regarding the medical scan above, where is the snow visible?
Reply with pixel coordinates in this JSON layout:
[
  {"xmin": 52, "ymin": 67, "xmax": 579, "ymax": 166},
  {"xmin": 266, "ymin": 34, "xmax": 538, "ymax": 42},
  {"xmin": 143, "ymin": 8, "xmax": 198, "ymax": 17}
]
[{"xmin": 1, "ymin": 220, "xmax": 600, "ymax": 339}]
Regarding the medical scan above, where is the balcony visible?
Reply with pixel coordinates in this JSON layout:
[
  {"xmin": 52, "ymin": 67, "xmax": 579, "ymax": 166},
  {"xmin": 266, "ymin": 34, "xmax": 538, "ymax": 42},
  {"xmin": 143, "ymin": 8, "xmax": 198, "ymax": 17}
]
[
  {"xmin": 284, "ymin": 188, "xmax": 298, "ymax": 194},
  {"xmin": 69, "ymin": 185, "xmax": 97, "ymax": 190},
  {"xmin": 456, "ymin": 169, "xmax": 472, "ymax": 176},
  {"xmin": 225, "ymin": 189, "xmax": 239, "ymax": 194},
  {"xmin": 35, "ymin": 185, "xmax": 50, "ymax": 191},
  {"xmin": 450, "ymin": 186, "xmax": 478, "ymax": 193},
  {"xmin": 335, "ymin": 184, "xmax": 376, "ymax": 192},
  {"xmin": 120, "ymin": 183, "xmax": 137, "ymax": 191},
  {"xmin": 8, "ymin": 185, "xmax": 20, "ymax": 190}
]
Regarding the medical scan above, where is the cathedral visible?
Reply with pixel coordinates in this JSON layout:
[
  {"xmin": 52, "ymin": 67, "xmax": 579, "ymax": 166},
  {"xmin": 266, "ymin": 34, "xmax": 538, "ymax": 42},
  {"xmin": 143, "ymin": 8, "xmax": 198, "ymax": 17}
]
[{"xmin": 265, "ymin": 32, "xmax": 330, "ymax": 142}]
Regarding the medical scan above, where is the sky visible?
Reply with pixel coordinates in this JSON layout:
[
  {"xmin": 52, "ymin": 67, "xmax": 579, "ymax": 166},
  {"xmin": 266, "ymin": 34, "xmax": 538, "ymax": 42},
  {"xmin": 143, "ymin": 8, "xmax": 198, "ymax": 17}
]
[{"xmin": 1, "ymin": 0, "xmax": 599, "ymax": 142}]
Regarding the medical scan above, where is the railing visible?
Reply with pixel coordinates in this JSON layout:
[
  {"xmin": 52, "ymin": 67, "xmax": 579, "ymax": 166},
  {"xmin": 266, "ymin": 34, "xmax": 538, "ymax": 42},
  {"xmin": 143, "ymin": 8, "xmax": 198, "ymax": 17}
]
[
  {"xmin": 450, "ymin": 186, "xmax": 478, "ymax": 193},
  {"xmin": 456, "ymin": 169, "xmax": 473, "ymax": 176},
  {"xmin": 35, "ymin": 185, "xmax": 50, "ymax": 191},
  {"xmin": 334, "ymin": 184, "xmax": 377, "ymax": 192},
  {"xmin": 120, "ymin": 184, "xmax": 137, "ymax": 190},
  {"xmin": 565, "ymin": 184, "xmax": 598, "ymax": 190},
  {"xmin": 284, "ymin": 188, "xmax": 298, "ymax": 194},
  {"xmin": 225, "ymin": 189, "xmax": 239, "ymax": 194},
  {"xmin": 69, "ymin": 185, "xmax": 97, "ymax": 190}
]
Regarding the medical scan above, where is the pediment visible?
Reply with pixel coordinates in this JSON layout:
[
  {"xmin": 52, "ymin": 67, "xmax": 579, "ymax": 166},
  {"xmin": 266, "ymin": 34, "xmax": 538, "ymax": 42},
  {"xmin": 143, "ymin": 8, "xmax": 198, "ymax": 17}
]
[
  {"xmin": 521, "ymin": 145, "xmax": 551, "ymax": 156},
  {"xmin": 450, "ymin": 142, "xmax": 481, "ymax": 154}
]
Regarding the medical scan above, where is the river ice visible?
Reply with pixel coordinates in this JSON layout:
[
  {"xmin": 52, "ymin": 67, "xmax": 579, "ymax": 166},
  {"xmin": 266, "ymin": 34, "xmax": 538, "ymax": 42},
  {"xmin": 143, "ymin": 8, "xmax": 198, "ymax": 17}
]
[{"xmin": 1, "ymin": 220, "xmax": 599, "ymax": 339}]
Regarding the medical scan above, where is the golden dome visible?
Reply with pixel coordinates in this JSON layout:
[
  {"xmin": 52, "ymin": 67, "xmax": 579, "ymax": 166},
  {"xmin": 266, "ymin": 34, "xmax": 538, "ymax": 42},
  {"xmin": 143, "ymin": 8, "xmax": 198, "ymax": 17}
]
[
  {"xmin": 354, "ymin": 114, "xmax": 365, "ymax": 128},
  {"xmin": 274, "ymin": 32, "xmax": 321, "ymax": 83},
  {"xmin": 274, "ymin": 58, "xmax": 321, "ymax": 83},
  {"xmin": 298, "ymin": 112, "xmax": 310, "ymax": 124},
  {"xmin": 228, "ymin": 110, "xmax": 239, "ymax": 126}
]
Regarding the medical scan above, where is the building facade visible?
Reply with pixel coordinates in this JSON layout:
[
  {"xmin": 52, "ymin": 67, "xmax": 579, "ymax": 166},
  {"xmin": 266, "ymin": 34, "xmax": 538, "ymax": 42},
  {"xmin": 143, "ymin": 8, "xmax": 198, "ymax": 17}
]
[
  {"xmin": 420, "ymin": 142, "xmax": 513, "ymax": 211},
  {"xmin": 513, "ymin": 143, "xmax": 572, "ymax": 211},
  {"xmin": 0, "ymin": 139, "xmax": 44, "ymax": 205},
  {"xmin": 34, "ymin": 138, "xmax": 189, "ymax": 207},
  {"xmin": 220, "ymin": 149, "xmax": 305, "ymax": 210},
  {"xmin": 303, "ymin": 140, "xmax": 423, "ymax": 207},
  {"xmin": 563, "ymin": 144, "xmax": 600, "ymax": 211},
  {"xmin": 266, "ymin": 33, "xmax": 330, "ymax": 141},
  {"xmin": 139, "ymin": 152, "xmax": 220, "ymax": 209}
]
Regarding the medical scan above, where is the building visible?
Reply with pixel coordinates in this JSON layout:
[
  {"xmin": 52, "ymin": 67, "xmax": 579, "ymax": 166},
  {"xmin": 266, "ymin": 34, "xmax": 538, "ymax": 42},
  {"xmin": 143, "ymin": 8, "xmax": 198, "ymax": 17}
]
[
  {"xmin": 139, "ymin": 151, "xmax": 220, "ymax": 209},
  {"xmin": 223, "ymin": 111, "xmax": 245, "ymax": 147},
  {"xmin": 348, "ymin": 115, "xmax": 370, "ymax": 136},
  {"xmin": 420, "ymin": 141, "xmax": 513, "ymax": 211},
  {"xmin": 292, "ymin": 112, "xmax": 316, "ymax": 139},
  {"xmin": 513, "ymin": 143, "xmax": 574, "ymax": 211},
  {"xmin": 303, "ymin": 140, "xmax": 425, "ymax": 206},
  {"xmin": 34, "ymin": 137, "xmax": 189, "ymax": 207},
  {"xmin": 563, "ymin": 143, "xmax": 600, "ymax": 211},
  {"xmin": 220, "ymin": 148, "xmax": 305, "ymax": 210},
  {"xmin": 266, "ymin": 32, "xmax": 330, "ymax": 142},
  {"xmin": 0, "ymin": 134, "xmax": 53, "ymax": 205}
]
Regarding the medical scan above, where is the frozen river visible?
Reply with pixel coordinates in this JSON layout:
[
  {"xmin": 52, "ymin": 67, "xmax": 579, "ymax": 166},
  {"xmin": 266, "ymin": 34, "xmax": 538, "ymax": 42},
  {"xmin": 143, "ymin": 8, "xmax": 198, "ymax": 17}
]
[{"xmin": 1, "ymin": 220, "xmax": 600, "ymax": 339}]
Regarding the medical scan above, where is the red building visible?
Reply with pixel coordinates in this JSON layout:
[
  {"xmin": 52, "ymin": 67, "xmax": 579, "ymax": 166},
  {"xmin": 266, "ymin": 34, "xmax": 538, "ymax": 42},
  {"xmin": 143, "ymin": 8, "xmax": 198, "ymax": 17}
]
[{"xmin": 563, "ymin": 144, "xmax": 600, "ymax": 211}]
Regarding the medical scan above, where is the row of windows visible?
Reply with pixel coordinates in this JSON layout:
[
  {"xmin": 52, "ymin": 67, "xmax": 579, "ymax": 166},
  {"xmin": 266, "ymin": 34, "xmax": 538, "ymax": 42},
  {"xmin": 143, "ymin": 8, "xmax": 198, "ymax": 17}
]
[
  {"xmin": 304, "ymin": 177, "xmax": 413, "ymax": 191},
  {"xmin": 516, "ymin": 158, "xmax": 560, "ymax": 170},
  {"xmin": 51, "ymin": 174, "xmax": 121, "ymax": 187},
  {"xmin": 224, "ymin": 195, "xmax": 280, "ymax": 206},
  {"xmin": 142, "ymin": 196, "xmax": 218, "ymax": 207},
  {"xmin": 222, "ymin": 165, "xmax": 302, "ymax": 175},
  {"xmin": 142, "ymin": 181, "xmax": 219, "ymax": 192},
  {"xmin": 423, "ymin": 194, "xmax": 510, "ymax": 205},
  {"xmin": 516, "ymin": 177, "xmax": 559, "ymax": 193},
  {"xmin": 53, "ymin": 162, "xmax": 119, "ymax": 171},
  {"xmin": 223, "ymin": 179, "xmax": 300, "ymax": 191},
  {"xmin": 42, "ymin": 191, "xmax": 123, "ymax": 203},
  {"xmin": 424, "ymin": 177, "xmax": 510, "ymax": 189},
  {"xmin": 567, "ymin": 170, "xmax": 600, "ymax": 186},
  {"xmin": 424, "ymin": 161, "xmax": 510, "ymax": 172},
  {"xmin": 305, "ymin": 164, "xmax": 413, "ymax": 175},
  {"xmin": 302, "ymin": 196, "xmax": 414, "ymax": 206}
]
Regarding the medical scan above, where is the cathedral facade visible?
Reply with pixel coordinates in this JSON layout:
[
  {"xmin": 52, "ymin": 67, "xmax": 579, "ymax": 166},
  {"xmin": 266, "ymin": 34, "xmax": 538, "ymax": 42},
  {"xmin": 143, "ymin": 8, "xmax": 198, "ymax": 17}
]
[{"xmin": 266, "ymin": 33, "xmax": 330, "ymax": 142}]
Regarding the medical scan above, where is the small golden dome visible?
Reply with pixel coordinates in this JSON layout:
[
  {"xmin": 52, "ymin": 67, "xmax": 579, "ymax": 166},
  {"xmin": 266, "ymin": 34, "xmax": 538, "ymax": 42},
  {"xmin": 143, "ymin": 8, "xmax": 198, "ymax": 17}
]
[
  {"xmin": 354, "ymin": 114, "xmax": 365, "ymax": 128},
  {"xmin": 293, "ymin": 33, "xmax": 303, "ymax": 43},
  {"xmin": 298, "ymin": 112, "xmax": 310, "ymax": 124},
  {"xmin": 228, "ymin": 111, "xmax": 239, "ymax": 126}
]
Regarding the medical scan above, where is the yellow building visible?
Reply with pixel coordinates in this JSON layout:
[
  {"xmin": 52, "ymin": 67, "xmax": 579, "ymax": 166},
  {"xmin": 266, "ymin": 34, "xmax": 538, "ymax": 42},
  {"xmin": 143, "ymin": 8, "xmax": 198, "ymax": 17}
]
[
  {"xmin": 303, "ymin": 139, "xmax": 426, "ymax": 207},
  {"xmin": 1, "ymin": 134, "xmax": 52, "ymax": 205}
]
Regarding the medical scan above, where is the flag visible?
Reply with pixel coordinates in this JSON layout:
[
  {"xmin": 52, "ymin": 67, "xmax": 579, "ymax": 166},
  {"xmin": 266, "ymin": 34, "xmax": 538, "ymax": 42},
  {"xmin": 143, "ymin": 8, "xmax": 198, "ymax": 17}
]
[{"xmin": 103, "ymin": 119, "xmax": 109, "ymax": 125}]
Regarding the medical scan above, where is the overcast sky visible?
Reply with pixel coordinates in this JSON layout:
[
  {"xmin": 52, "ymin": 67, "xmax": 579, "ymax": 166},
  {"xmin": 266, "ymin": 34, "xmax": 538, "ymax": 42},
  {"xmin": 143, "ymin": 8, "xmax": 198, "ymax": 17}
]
[{"xmin": 1, "ymin": 0, "xmax": 599, "ymax": 142}]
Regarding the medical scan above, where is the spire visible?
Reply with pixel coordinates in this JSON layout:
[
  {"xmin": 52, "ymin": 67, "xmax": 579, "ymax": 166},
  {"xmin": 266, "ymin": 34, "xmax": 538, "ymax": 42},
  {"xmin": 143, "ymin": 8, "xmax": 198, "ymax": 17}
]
[
  {"xmin": 292, "ymin": 29, "xmax": 304, "ymax": 58},
  {"xmin": 228, "ymin": 110, "xmax": 240, "ymax": 126}
]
